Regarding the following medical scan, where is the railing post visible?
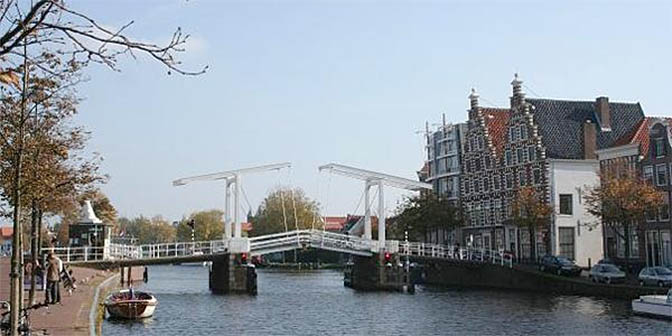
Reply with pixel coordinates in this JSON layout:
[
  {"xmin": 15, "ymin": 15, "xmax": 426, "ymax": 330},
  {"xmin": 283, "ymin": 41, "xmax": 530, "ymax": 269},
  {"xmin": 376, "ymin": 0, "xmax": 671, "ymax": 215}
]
[{"xmin": 84, "ymin": 246, "xmax": 88, "ymax": 262}]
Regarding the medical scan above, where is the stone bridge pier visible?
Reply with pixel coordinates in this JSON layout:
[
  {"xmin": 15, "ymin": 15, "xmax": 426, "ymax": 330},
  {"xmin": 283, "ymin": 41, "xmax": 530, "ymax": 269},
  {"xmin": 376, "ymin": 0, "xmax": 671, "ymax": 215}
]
[
  {"xmin": 344, "ymin": 253, "xmax": 414, "ymax": 292},
  {"xmin": 209, "ymin": 253, "xmax": 257, "ymax": 295}
]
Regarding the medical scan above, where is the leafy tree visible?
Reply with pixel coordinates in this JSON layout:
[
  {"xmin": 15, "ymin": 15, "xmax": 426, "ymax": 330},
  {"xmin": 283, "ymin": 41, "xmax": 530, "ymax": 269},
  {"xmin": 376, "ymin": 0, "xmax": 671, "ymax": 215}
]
[
  {"xmin": 176, "ymin": 210, "xmax": 225, "ymax": 242},
  {"xmin": 511, "ymin": 186, "xmax": 553, "ymax": 262},
  {"xmin": 117, "ymin": 215, "xmax": 176, "ymax": 245},
  {"xmin": 0, "ymin": 2, "xmax": 204, "ymax": 329},
  {"xmin": 392, "ymin": 193, "xmax": 461, "ymax": 242},
  {"xmin": 250, "ymin": 187, "xmax": 320, "ymax": 237},
  {"xmin": 584, "ymin": 165, "xmax": 662, "ymax": 271}
]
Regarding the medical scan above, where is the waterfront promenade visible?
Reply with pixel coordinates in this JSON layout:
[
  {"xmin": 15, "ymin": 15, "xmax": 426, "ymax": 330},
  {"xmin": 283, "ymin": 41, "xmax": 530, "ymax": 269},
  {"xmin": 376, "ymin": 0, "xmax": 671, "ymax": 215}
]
[{"xmin": 0, "ymin": 257, "xmax": 116, "ymax": 336}]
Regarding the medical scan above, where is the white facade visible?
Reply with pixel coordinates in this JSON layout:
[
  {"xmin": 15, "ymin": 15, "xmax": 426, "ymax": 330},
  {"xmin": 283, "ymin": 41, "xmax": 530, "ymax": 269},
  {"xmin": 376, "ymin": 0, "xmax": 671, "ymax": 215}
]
[{"xmin": 548, "ymin": 159, "xmax": 603, "ymax": 267}]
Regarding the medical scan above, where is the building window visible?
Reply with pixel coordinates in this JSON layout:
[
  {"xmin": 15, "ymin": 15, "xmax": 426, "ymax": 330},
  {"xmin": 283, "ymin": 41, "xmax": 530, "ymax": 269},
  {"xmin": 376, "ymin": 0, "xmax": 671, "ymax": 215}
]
[
  {"xmin": 559, "ymin": 194, "xmax": 573, "ymax": 215},
  {"xmin": 646, "ymin": 208, "xmax": 657, "ymax": 222},
  {"xmin": 644, "ymin": 166, "xmax": 654, "ymax": 185},
  {"xmin": 485, "ymin": 157, "xmax": 491, "ymax": 170},
  {"xmin": 654, "ymin": 138, "xmax": 666, "ymax": 157},
  {"xmin": 509, "ymin": 128, "xmax": 515, "ymax": 142},
  {"xmin": 558, "ymin": 227, "xmax": 575, "ymax": 260},
  {"xmin": 528, "ymin": 146, "xmax": 536, "ymax": 162},
  {"xmin": 493, "ymin": 176, "xmax": 500, "ymax": 190},
  {"xmin": 505, "ymin": 150, "xmax": 512, "ymax": 166},
  {"xmin": 656, "ymin": 164, "xmax": 668, "ymax": 186},
  {"xmin": 484, "ymin": 177, "xmax": 490, "ymax": 191},
  {"xmin": 517, "ymin": 148, "xmax": 524, "ymax": 164},
  {"xmin": 519, "ymin": 170, "xmax": 526, "ymax": 186},
  {"xmin": 533, "ymin": 169, "xmax": 541, "ymax": 184},
  {"xmin": 520, "ymin": 125, "xmax": 527, "ymax": 140},
  {"xmin": 659, "ymin": 204, "xmax": 670, "ymax": 221},
  {"xmin": 506, "ymin": 173, "xmax": 513, "ymax": 189}
]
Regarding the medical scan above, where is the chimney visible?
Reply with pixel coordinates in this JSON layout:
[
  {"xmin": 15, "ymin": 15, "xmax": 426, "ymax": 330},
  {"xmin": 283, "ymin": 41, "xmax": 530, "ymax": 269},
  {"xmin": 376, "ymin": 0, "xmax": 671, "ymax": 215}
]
[
  {"xmin": 583, "ymin": 120, "xmax": 597, "ymax": 160},
  {"xmin": 510, "ymin": 73, "xmax": 525, "ymax": 107},
  {"xmin": 596, "ymin": 96, "xmax": 611, "ymax": 131},
  {"xmin": 468, "ymin": 88, "xmax": 479, "ymax": 120}
]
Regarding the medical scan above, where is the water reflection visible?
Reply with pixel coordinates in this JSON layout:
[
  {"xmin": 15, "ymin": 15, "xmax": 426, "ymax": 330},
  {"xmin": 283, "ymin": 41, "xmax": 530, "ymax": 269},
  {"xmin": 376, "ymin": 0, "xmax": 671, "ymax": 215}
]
[{"xmin": 103, "ymin": 266, "xmax": 670, "ymax": 336}]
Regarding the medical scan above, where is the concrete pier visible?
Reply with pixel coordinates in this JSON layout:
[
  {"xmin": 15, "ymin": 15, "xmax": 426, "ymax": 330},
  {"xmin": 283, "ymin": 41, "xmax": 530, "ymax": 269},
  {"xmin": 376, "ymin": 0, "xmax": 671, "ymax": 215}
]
[
  {"xmin": 344, "ymin": 253, "xmax": 413, "ymax": 292},
  {"xmin": 209, "ymin": 254, "xmax": 257, "ymax": 295}
]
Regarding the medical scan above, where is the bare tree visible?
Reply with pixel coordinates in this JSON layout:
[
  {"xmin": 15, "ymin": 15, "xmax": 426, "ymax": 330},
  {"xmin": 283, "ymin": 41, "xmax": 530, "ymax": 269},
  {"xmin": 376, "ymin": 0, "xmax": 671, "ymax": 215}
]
[{"xmin": 0, "ymin": 2, "xmax": 205, "ymax": 334}]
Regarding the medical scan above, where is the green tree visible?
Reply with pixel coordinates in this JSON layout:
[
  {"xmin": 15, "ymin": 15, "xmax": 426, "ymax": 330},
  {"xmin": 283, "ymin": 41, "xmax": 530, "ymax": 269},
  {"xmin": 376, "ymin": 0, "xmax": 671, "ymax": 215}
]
[
  {"xmin": 392, "ymin": 193, "xmax": 461, "ymax": 242},
  {"xmin": 250, "ymin": 187, "xmax": 320, "ymax": 237},
  {"xmin": 511, "ymin": 186, "xmax": 553, "ymax": 262},
  {"xmin": 0, "ymin": 2, "xmax": 204, "ymax": 330},
  {"xmin": 117, "ymin": 215, "xmax": 175, "ymax": 245},
  {"xmin": 176, "ymin": 210, "xmax": 225, "ymax": 242},
  {"xmin": 583, "ymin": 165, "xmax": 662, "ymax": 271}
]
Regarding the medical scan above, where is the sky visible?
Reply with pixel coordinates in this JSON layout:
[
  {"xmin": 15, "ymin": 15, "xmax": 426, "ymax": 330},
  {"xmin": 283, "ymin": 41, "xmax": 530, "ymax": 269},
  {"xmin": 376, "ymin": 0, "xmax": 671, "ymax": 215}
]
[{"xmin": 58, "ymin": 0, "xmax": 672, "ymax": 223}]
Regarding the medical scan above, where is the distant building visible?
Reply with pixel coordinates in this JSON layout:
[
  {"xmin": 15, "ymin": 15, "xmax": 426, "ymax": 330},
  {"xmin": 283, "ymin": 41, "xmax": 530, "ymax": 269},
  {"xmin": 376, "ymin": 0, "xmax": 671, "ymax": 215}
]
[
  {"xmin": 421, "ymin": 119, "xmax": 467, "ymax": 245},
  {"xmin": 460, "ymin": 75, "xmax": 644, "ymax": 266},
  {"xmin": 597, "ymin": 117, "xmax": 672, "ymax": 268},
  {"xmin": 424, "ymin": 120, "xmax": 467, "ymax": 201},
  {"xmin": 322, "ymin": 216, "xmax": 347, "ymax": 232},
  {"xmin": 0, "ymin": 226, "xmax": 12, "ymax": 256}
]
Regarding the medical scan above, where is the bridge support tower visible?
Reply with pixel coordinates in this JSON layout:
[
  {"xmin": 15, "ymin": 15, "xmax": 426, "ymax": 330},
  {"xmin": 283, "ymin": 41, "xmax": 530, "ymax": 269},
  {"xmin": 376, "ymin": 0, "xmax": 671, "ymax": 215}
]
[
  {"xmin": 209, "ymin": 253, "xmax": 257, "ymax": 295},
  {"xmin": 344, "ymin": 253, "xmax": 414, "ymax": 292}
]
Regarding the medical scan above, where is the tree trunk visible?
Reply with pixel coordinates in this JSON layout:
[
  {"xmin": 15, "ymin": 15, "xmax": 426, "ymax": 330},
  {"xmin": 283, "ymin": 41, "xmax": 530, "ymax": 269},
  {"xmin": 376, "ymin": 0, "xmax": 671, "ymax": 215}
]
[
  {"xmin": 528, "ymin": 225, "xmax": 536, "ymax": 263},
  {"xmin": 624, "ymin": 223, "xmax": 631, "ymax": 274},
  {"xmin": 9, "ymin": 151, "xmax": 22, "ymax": 336},
  {"xmin": 29, "ymin": 202, "xmax": 38, "ymax": 305}
]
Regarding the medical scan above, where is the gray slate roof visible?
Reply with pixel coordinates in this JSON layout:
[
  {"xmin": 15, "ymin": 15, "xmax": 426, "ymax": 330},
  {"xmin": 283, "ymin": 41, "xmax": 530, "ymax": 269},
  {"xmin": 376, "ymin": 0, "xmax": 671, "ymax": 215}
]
[{"xmin": 527, "ymin": 98, "xmax": 644, "ymax": 160}]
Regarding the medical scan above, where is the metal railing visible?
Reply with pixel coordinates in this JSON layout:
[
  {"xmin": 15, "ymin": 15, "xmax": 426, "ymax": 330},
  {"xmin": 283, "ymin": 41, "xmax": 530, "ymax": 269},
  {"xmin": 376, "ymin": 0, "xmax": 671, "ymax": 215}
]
[
  {"xmin": 249, "ymin": 230, "xmax": 374, "ymax": 256},
  {"xmin": 399, "ymin": 242, "xmax": 514, "ymax": 268},
  {"xmin": 50, "ymin": 230, "xmax": 513, "ymax": 268},
  {"xmin": 51, "ymin": 240, "xmax": 230, "ymax": 263},
  {"xmin": 49, "ymin": 246, "xmax": 106, "ymax": 262}
]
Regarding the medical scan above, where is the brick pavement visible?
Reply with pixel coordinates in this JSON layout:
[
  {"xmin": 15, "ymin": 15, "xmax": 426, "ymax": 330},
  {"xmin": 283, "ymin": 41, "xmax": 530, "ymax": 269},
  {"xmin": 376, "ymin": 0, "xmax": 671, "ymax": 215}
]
[{"xmin": 1, "ymin": 257, "xmax": 117, "ymax": 336}]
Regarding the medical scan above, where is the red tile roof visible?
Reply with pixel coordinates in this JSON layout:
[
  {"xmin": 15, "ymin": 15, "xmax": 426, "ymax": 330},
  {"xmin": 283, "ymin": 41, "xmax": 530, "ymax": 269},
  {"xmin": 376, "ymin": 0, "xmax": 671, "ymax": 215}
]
[
  {"xmin": 322, "ymin": 216, "xmax": 346, "ymax": 231},
  {"xmin": 482, "ymin": 107, "xmax": 511, "ymax": 157},
  {"xmin": 613, "ymin": 117, "xmax": 672, "ymax": 156},
  {"xmin": 0, "ymin": 227, "xmax": 13, "ymax": 239}
]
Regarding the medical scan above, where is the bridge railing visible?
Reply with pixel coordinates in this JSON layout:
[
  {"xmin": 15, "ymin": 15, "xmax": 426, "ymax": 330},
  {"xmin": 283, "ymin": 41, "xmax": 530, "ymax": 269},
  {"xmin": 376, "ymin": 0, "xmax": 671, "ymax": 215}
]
[
  {"xmin": 248, "ymin": 229, "xmax": 374, "ymax": 256},
  {"xmin": 399, "ymin": 242, "xmax": 513, "ymax": 268},
  {"xmin": 110, "ymin": 240, "xmax": 229, "ymax": 260},
  {"xmin": 309, "ymin": 230, "xmax": 372, "ymax": 253},
  {"xmin": 50, "ymin": 246, "xmax": 107, "ymax": 262}
]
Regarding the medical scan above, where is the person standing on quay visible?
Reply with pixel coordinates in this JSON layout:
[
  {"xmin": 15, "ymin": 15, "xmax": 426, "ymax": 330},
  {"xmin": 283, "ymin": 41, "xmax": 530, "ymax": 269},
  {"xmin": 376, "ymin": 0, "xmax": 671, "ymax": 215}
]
[{"xmin": 45, "ymin": 253, "xmax": 61, "ymax": 304}]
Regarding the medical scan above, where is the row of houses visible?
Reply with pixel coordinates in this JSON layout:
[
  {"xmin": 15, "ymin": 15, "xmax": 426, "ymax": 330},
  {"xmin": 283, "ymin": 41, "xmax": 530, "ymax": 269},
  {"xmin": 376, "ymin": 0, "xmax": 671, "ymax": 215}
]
[{"xmin": 420, "ymin": 74, "xmax": 672, "ymax": 269}]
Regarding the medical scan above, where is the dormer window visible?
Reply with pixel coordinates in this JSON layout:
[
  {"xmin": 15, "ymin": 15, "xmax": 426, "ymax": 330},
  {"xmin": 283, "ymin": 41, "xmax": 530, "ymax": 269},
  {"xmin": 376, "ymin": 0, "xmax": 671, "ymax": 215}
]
[{"xmin": 654, "ymin": 138, "xmax": 666, "ymax": 158}]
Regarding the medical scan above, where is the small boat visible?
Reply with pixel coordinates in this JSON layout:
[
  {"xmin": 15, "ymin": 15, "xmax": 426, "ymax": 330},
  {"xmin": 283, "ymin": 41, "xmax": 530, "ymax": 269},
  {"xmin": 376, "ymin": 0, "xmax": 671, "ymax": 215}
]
[
  {"xmin": 631, "ymin": 289, "xmax": 672, "ymax": 320},
  {"xmin": 104, "ymin": 289, "xmax": 157, "ymax": 319}
]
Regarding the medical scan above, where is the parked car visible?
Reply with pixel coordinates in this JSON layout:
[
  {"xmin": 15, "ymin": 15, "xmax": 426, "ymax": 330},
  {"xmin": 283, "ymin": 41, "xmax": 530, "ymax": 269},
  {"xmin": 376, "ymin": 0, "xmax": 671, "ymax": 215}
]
[
  {"xmin": 539, "ymin": 255, "xmax": 582, "ymax": 276},
  {"xmin": 638, "ymin": 266, "xmax": 672, "ymax": 287},
  {"xmin": 589, "ymin": 264, "xmax": 626, "ymax": 284}
]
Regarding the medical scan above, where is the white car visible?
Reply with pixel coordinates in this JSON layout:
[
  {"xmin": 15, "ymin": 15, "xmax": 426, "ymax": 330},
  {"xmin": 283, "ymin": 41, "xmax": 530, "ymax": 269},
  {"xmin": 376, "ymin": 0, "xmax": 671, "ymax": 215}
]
[
  {"xmin": 589, "ymin": 264, "xmax": 626, "ymax": 284},
  {"xmin": 639, "ymin": 267, "xmax": 672, "ymax": 287}
]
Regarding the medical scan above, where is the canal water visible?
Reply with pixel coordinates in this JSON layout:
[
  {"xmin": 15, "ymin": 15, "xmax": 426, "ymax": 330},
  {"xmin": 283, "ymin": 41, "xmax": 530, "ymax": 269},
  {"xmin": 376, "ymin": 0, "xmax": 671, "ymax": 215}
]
[{"xmin": 102, "ymin": 265, "xmax": 670, "ymax": 335}]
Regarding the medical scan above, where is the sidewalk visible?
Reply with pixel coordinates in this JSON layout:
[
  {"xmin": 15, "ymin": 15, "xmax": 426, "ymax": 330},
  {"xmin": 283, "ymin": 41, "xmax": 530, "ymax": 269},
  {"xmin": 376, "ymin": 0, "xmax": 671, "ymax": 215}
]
[{"xmin": 1, "ymin": 257, "xmax": 117, "ymax": 336}]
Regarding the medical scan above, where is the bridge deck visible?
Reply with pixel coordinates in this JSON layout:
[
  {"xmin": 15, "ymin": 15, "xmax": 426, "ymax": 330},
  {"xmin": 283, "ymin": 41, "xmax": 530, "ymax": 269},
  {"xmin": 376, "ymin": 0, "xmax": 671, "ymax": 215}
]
[{"xmin": 51, "ymin": 230, "xmax": 514, "ymax": 269}]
